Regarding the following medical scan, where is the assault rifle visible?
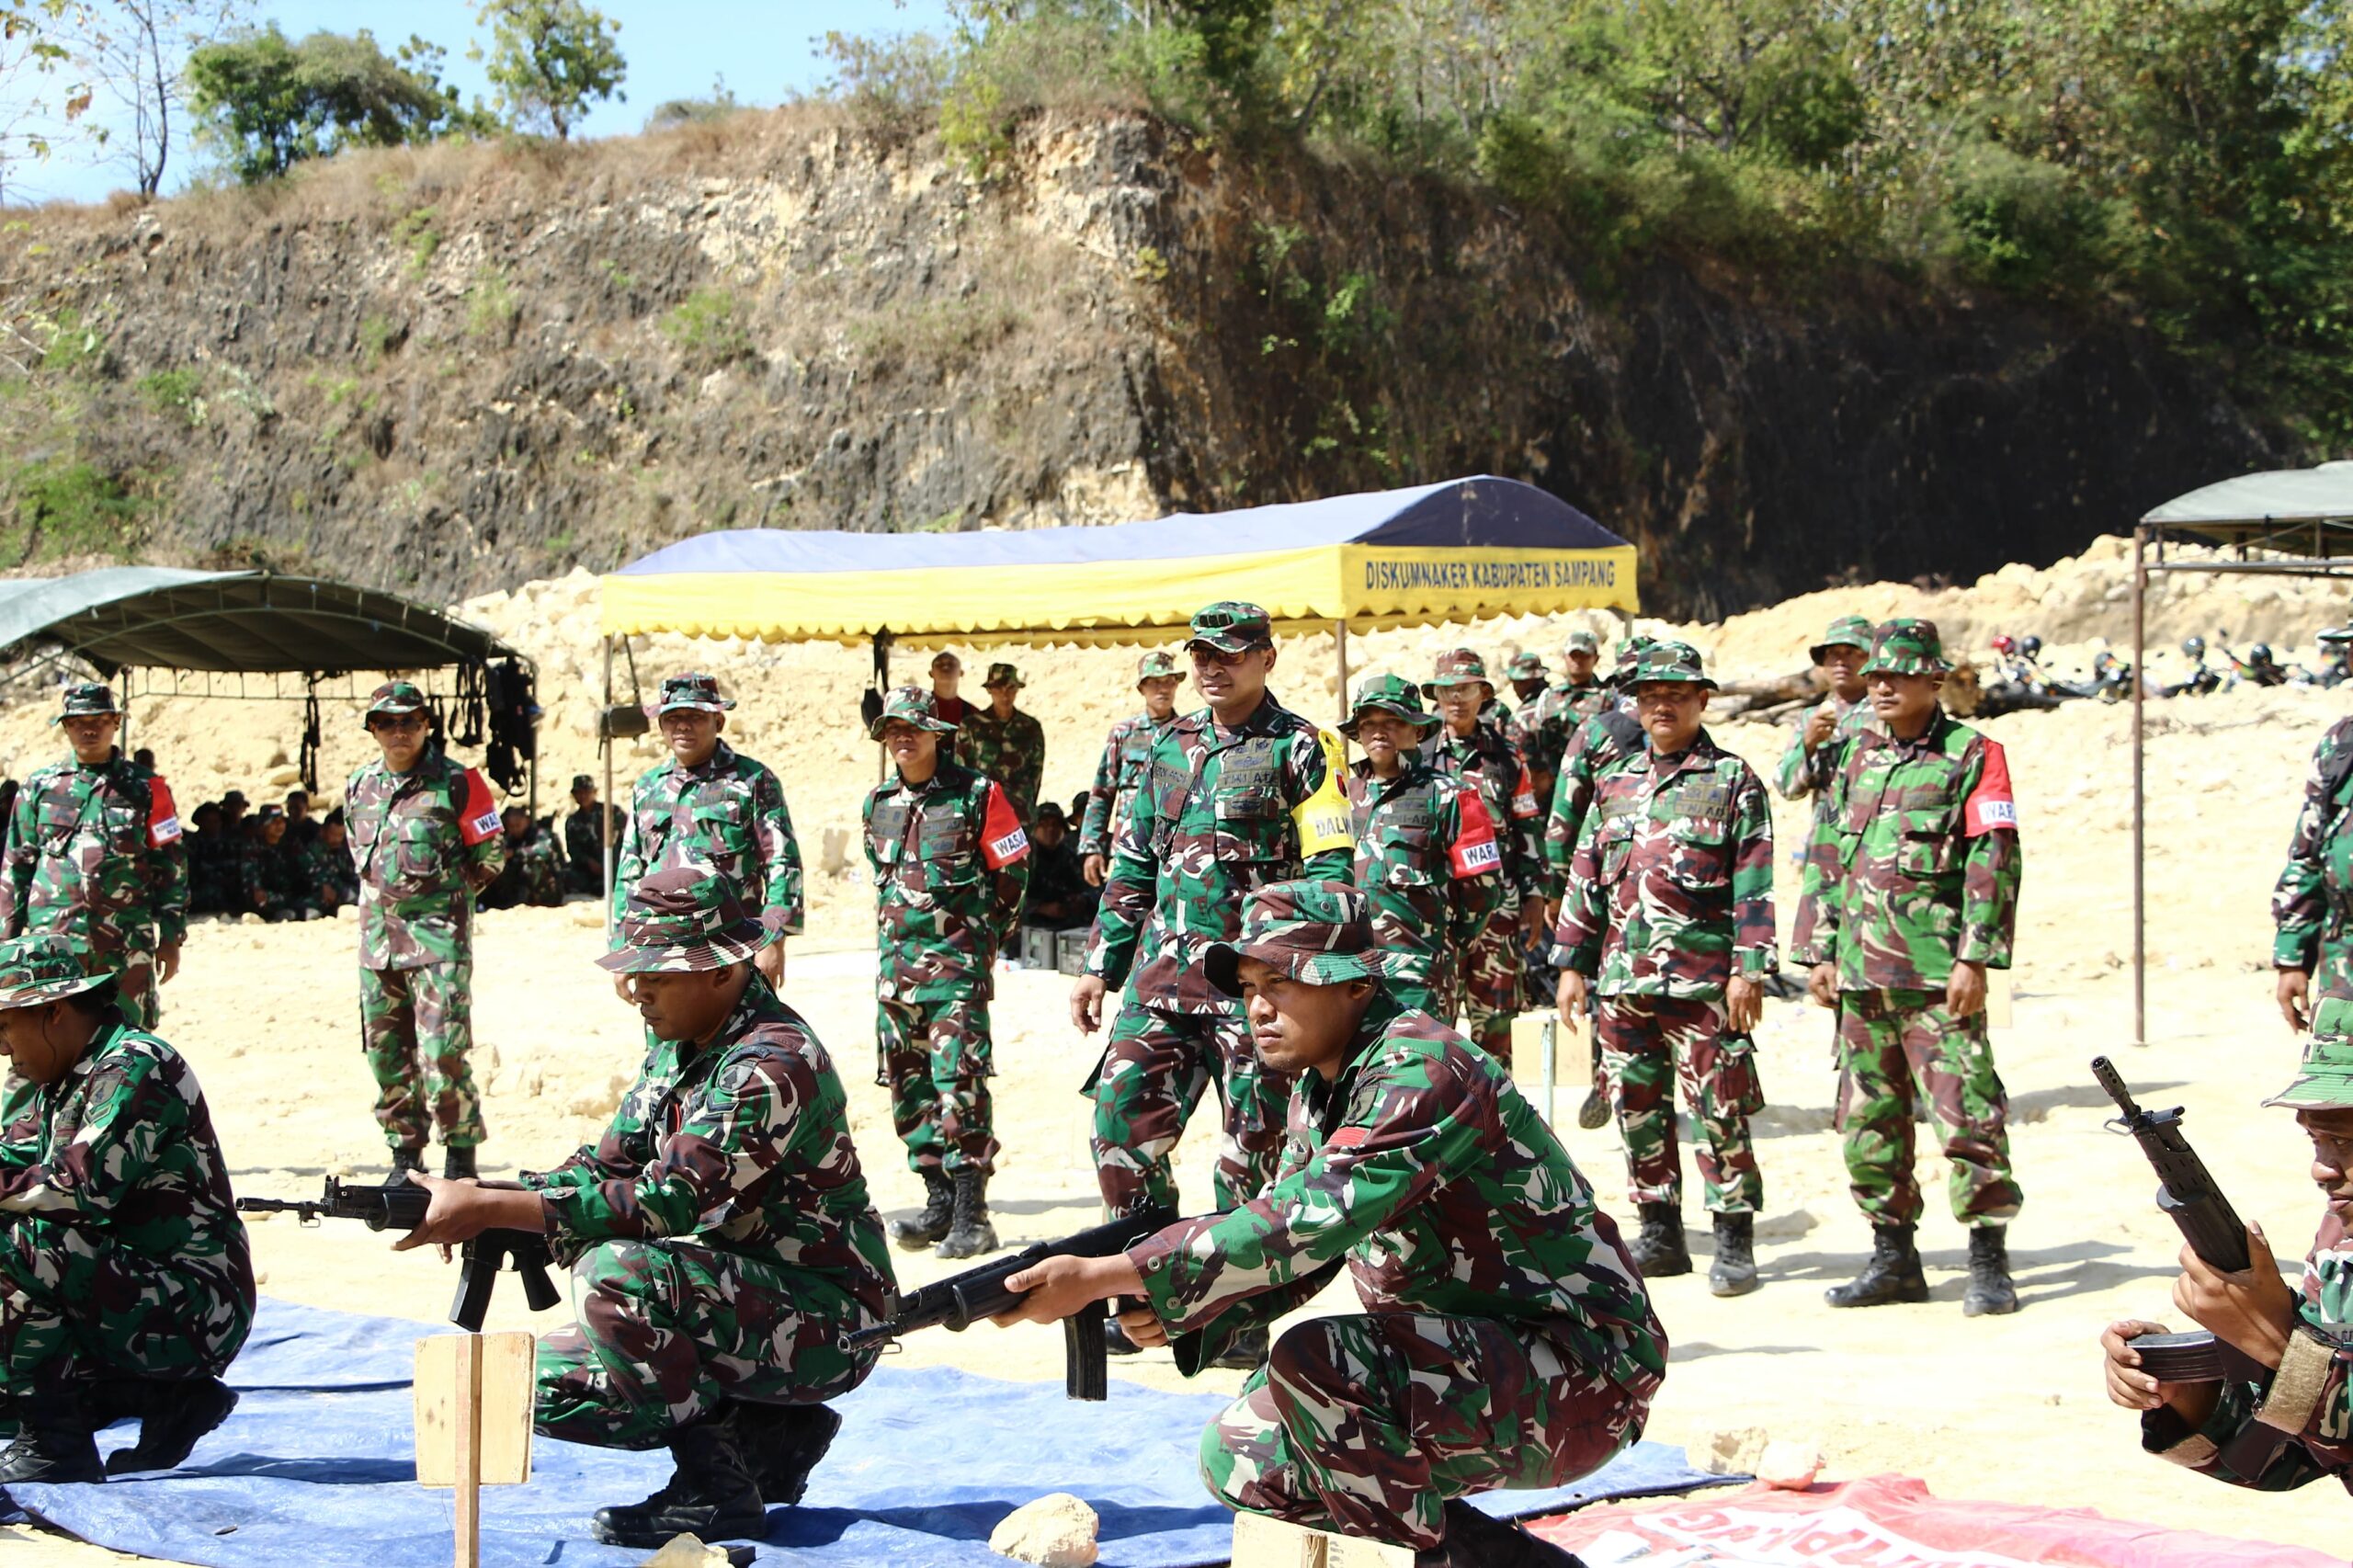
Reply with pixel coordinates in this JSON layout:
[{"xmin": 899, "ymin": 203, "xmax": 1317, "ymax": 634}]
[
  {"xmin": 847, "ymin": 1207, "xmax": 1176, "ymax": 1401},
  {"xmin": 2093, "ymin": 1056, "xmax": 2248, "ymax": 1382},
  {"xmin": 237, "ymin": 1177, "xmax": 563, "ymax": 1333}
]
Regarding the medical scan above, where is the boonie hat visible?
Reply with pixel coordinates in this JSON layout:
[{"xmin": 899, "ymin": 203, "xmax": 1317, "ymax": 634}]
[
  {"xmin": 983, "ymin": 663, "xmax": 1025, "ymax": 690},
  {"xmin": 869, "ymin": 685, "xmax": 957, "ymax": 741},
  {"xmin": 1506, "ymin": 653, "xmax": 1548, "ymax": 681},
  {"xmin": 1135, "ymin": 651, "xmax": 1181, "ymax": 685},
  {"xmin": 1422, "ymin": 649, "xmax": 1494, "ymax": 698},
  {"xmin": 1621, "ymin": 640, "xmax": 1717, "ymax": 691},
  {"xmin": 1340, "ymin": 675, "xmax": 1441, "ymax": 740},
  {"xmin": 51, "ymin": 682, "xmax": 120, "ymax": 725},
  {"xmin": 1188, "ymin": 602, "xmax": 1274, "ymax": 654},
  {"xmin": 594, "ymin": 866, "xmax": 773, "ymax": 974},
  {"xmin": 1606, "ymin": 635, "xmax": 1658, "ymax": 687},
  {"xmin": 221, "ymin": 790, "xmax": 249, "ymax": 809},
  {"xmin": 571, "ymin": 774, "xmax": 597, "ymax": 792},
  {"xmin": 1810, "ymin": 615, "xmax": 1877, "ymax": 667},
  {"xmin": 1562, "ymin": 631, "xmax": 1600, "ymax": 656},
  {"xmin": 1203, "ymin": 880, "xmax": 1387, "ymax": 998},
  {"xmin": 2266, "ymin": 1036, "xmax": 2353, "ymax": 1109},
  {"xmin": 0, "ymin": 935, "xmax": 107, "ymax": 1009},
  {"xmin": 654, "ymin": 673, "xmax": 733, "ymax": 715},
  {"xmin": 1860, "ymin": 619, "xmax": 1952, "ymax": 678},
  {"xmin": 365, "ymin": 680, "xmax": 428, "ymax": 721}
]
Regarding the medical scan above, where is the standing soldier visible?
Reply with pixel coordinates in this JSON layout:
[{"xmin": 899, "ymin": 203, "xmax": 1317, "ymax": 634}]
[
  {"xmin": 1776, "ymin": 615, "xmax": 1878, "ymax": 816},
  {"xmin": 1512, "ymin": 634, "xmax": 1603, "ymax": 810},
  {"xmin": 2272, "ymin": 696, "xmax": 2353, "ymax": 1046},
  {"xmin": 1424, "ymin": 650, "xmax": 1546, "ymax": 1067},
  {"xmin": 1554, "ymin": 642, "xmax": 1776, "ymax": 1294},
  {"xmin": 1078, "ymin": 651, "xmax": 1186, "ymax": 887},
  {"xmin": 611, "ymin": 674, "xmax": 801, "ymax": 992},
  {"xmin": 1795, "ymin": 619, "xmax": 2024, "ymax": 1317},
  {"xmin": 1505, "ymin": 653, "xmax": 1551, "ymax": 710},
  {"xmin": 346, "ymin": 681, "xmax": 506, "ymax": 1181},
  {"xmin": 563, "ymin": 773, "xmax": 617, "ymax": 897},
  {"xmin": 1341, "ymin": 675, "xmax": 1504, "ymax": 1019},
  {"xmin": 957, "ymin": 664, "xmax": 1047, "ymax": 825},
  {"xmin": 863, "ymin": 687, "xmax": 1031, "ymax": 1261}
]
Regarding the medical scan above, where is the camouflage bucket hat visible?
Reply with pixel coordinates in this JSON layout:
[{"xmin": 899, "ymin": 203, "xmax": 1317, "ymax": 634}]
[
  {"xmin": 1188, "ymin": 601, "xmax": 1274, "ymax": 654},
  {"xmin": 1621, "ymin": 639, "xmax": 1716, "ymax": 690},
  {"xmin": 869, "ymin": 684, "xmax": 957, "ymax": 740},
  {"xmin": 1809, "ymin": 614, "xmax": 1877, "ymax": 666},
  {"xmin": 1505, "ymin": 653, "xmax": 1548, "ymax": 680},
  {"xmin": 594, "ymin": 866, "xmax": 773, "ymax": 975},
  {"xmin": 1860, "ymin": 618, "xmax": 1952, "ymax": 678},
  {"xmin": 1135, "ymin": 650, "xmax": 1182, "ymax": 685},
  {"xmin": 1607, "ymin": 634, "xmax": 1659, "ymax": 688},
  {"xmin": 2265, "ymin": 1035, "xmax": 2353, "ymax": 1109},
  {"xmin": 364, "ymin": 680, "xmax": 429, "ymax": 721},
  {"xmin": 1340, "ymin": 674, "xmax": 1441, "ymax": 740},
  {"xmin": 1562, "ymin": 630, "xmax": 1600, "ymax": 656},
  {"xmin": 1203, "ymin": 880, "xmax": 1386, "ymax": 998},
  {"xmin": 983, "ymin": 662, "xmax": 1025, "ymax": 690},
  {"xmin": 654, "ymin": 672, "xmax": 734, "ymax": 715},
  {"xmin": 570, "ymin": 773, "xmax": 597, "ymax": 791},
  {"xmin": 0, "ymin": 935, "xmax": 106, "ymax": 1009},
  {"xmin": 1421, "ymin": 648, "xmax": 1493, "ymax": 698},
  {"xmin": 51, "ymin": 681, "xmax": 120, "ymax": 725}
]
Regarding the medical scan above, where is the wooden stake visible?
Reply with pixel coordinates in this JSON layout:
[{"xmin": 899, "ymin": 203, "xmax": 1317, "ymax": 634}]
[{"xmin": 455, "ymin": 1332, "xmax": 482, "ymax": 1568}]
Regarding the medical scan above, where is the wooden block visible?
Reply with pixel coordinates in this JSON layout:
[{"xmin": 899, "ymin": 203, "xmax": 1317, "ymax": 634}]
[
  {"xmin": 1231, "ymin": 1513, "xmax": 1415, "ymax": 1568},
  {"xmin": 415, "ymin": 1331, "xmax": 535, "ymax": 1488}
]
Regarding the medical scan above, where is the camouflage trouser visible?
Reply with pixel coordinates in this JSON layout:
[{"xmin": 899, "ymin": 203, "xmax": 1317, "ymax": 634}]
[
  {"xmin": 1091, "ymin": 1001, "xmax": 1289, "ymax": 1220},
  {"xmin": 1454, "ymin": 917, "xmax": 1525, "ymax": 1068},
  {"xmin": 359, "ymin": 960, "xmax": 484, "ymax": 1151},
  {"xmin": 1202, "ymin": 1313, "xmax": 1645, "ymax": 1551},
  {"xmin": 535, "ymin": 1239, "xmax": 878, "ymax": 1451},
  {"xmin": 80, "ymin": 945, "xmax": 159, "ymax": 1030},
  {"xmin": 1598, "ymin": 993, "xmax": 1762, "ymax": 1214},
  {"xmin": 878, "ymin": 994, "xmax": 997, "ymax": 1176},
  {"xmin": 0, "ymin": 1214, "xmax": 250, "ymax": 1386},
  {"xmin": 2311, "ymin": 939, "xmax": 2353, "ymax": 1042},
  {"xmin": 1836, "ymin": 988, "xmax": 2022, "ymax": 1229}
]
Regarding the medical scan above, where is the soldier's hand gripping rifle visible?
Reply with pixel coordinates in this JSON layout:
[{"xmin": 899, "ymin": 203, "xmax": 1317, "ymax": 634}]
[
  {"xmin": 237, "ymin": 1177, "xmax": 564, "ymax": 1332},
  {"xmin": 845, "ymin": 1207, "xmax": 1176, "ymax": 1401}
]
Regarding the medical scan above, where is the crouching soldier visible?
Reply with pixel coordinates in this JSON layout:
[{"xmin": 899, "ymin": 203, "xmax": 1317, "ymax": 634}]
[
  {"xmin": 0, "ymin": 935, "xmax": 253, "ymax": 1483},
  {"xmin": 996, "ymin": 881, "xmax": 1665, "ymax": 1567},
  {"xmin": 393, "ymin": 867, "xmax": 894, "ymax": 1548}
]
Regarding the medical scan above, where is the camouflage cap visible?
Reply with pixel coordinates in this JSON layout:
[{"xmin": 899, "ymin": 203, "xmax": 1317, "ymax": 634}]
[
  {"xmin": 570, "ymin": 773, "xmax": 597, "ymax": 792},
  {"xmin": 1340, "ymin": 674, "xmax": 1441, "ymax": 740},
  {"xmin": 1606, "ymin": 634, "xmax": 1659, "ymax": 687},
  {"xmin": 1135, "ymin": 650, "xmax": 1182, "ymax": 685},
  {"xmin": 1188, "ymin": 601, "xmax": 1274, "ymax": 653},
  {"xmin": 1561, "ymin": 631, "xmax": 1600, "ymax": 656},
  {"xmin": 983, "ymin": 662, "xmax": 1024, "ymax": 690},
  {"xmin": 1505, "ymin": 653, "xmax": 1549, "ymax": 680},
  {"xmin": 594, "ymin": 866, "xmax": 773, "ymax": 974},
  {"xmin": 654, "ymin": 672, "xmax": 733, "ymax": 714},
  {"xmin": 51, "ymin": 681, "xmax": 120, "ymax": 725},
  {"xmin": 2265, "ymin": 1036, "xmax": 2353, "ymax": 1109},
  {"xmin": 1421, "ymin": 648, "xmax": 1494, "ymax": 697},
  {"xmin": 0, "ymin": 935, "xmax": 107, "ymax": 1009},
  {"xmin": 1203, "ymin": 879, "xmax": 1385, "ymax": 997},
  {"xmin": 1622, "ymin": 639, "xmax": 1716, "ymax": 690},
  {"xmin": 1860, "ymin": 619, "xmax": 1952, "ymax": 677},
  {"xmin": 2320, "ymin": 626, "xmax": 2353, "ymax": 648},
  {"xmin": 869, "ymin": 684, "xmax": 957, "ymax": 740},
  {"xmin": 365, "ymin": 680, "xmax": 428, "ymax": 721},
  {"xmin": 1809, "ymin": 614, "xmax": 1877, "ymax": 665}
]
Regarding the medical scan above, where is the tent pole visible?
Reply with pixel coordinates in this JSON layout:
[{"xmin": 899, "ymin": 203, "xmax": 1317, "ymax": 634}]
[
  {"xmin": 602, "ymin": 636, "xmax": 616, "ymax": 939},
  {"xmin": 874, "ymin": 632, "xmax": 892, "ymax": 784},
  {"xmin": 1334, "ymin": 620, "xmax": 1349, "ymax": 722},
  {"xmin": 2131, "ymin": 525, "xmax": 2147, "ymax": 1047}
]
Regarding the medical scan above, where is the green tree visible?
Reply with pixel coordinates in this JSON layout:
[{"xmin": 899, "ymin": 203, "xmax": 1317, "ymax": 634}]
[
  {"xmin": 468, "ymin": 0, "xmax": 624, "ymax": 139},
  {"xmin": 187, "ymin": 25, "xmax": 490, "ymax": 183}
]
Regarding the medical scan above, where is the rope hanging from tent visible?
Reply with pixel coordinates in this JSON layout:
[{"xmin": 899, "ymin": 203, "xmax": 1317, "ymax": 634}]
[
  {"xmin": 483, "ymin": 656, "xmax": 536, "ymax": 797},
  {"xmin": 298, "ymin": 676, "xmax": 324, "ymax": 794},
  {"xmin": 445, "ymin": 660, "xmax": 488, "ymax": 749}
]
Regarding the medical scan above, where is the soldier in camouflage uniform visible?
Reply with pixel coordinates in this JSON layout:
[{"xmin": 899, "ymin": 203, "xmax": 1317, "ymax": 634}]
[
  {"xmin": 1078, "ymin": 650, "xmax": 1187, "ymax": 886},
  {"xmin": 1513, "ymin": 631, "xmax": 1608, "ymax": 811},
  {"xmin": 397, "ymin": 867, "xmax": 892, "ymax": 1550},
  {"xmin": 0, "ymin": 683, "xmax": 188, "ymax": 1033},
  {"xmin": 296, "ymin": 810, "xmax": 358, "ymax": 914},
  {"xmin": 1341, "ymin": 675, "xmax": 1504, "ymax": 1019},
  {"xmin": 1002, "ymin": 881, "xmax": 1661, "ymax": 1567},
  {"xmin": 0, "ymin": 935, "xmax": 252, "ymax": 1485},
  {"xmin": 956, "ymin": 663, "xmax": 1048, "ymax": 825},
  {"xmin": 563, "ymin": 774, "xmax": 620, "ymax": 897},
  {"xmin": 612, "ymin": 674, "xmax": 802, "ymax": 992},
  {"xmin": 1775, "ymin": 614, "xmax": 1879, "ymax": 818},
  {"xmin": 346, "ymin": 680, "xmax": 506, "ymax": 1181},
  {"xmin": 1555, "ymin": 642, "xmax": 1776, "ymax": 1296},
  {"xmin": 482, "ymin": 807, "xmax": 565, "ymax": 910},
  {"xmin": 1795, "ymin": 619, "xmax": 2024, "ymax": 1317},
  {"xmin": 238, "ymin": 805, "xmax": 312, "ymax": 922},
  {"xmin": 2273, "ymin": 707, "xmax": 2353, "ymax": 1047},
  {"xmin": 1424, "ymin": 650, "xmax": 1546, "ymax": 1066},
  {"xmin": 1505, "ymin": 652, "xmax": 1550, "ymax": 709},
  {"xmin": 862, "ymin": 687, "xmax": 1030, "ymax": 1261}
]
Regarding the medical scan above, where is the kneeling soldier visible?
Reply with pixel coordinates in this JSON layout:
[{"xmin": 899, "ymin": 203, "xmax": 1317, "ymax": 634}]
[
  {"xmin": 998, "ymin": 881, "xmax": 1665, "ymax": 1566},
  {"xmin": 394, "ymin": 868, "xmax": 895, "ymax": 1548},
  {"xmin": 0, "ymin": 935, "xmax": 253, "ymax": 1483}
]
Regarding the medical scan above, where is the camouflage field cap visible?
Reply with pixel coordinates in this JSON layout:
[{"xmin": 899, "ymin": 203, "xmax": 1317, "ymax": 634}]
[
  {"xmin": 1810, "ymin": 614, "xmax": 1877, "ymax": 665},
  {"xmin": 570, "ymin": 773, "xmax": 597, "ymax": 792},
  {"xmin": 1562, "ymin": 631, "xmax": 1600, "ymax": 656},
  {"xmin": 1135, "ymin": 650, "xmax": 1182, "ymax": 686},
  {"xmin": 983, "ymin": 662, "xmax": 1024, "ymax": 690},
  {"xmin": 594, "ymin": 866, "xmax": 772, "ymax": 974},
  {"xmin": 1340, "ymin": 674, "xmax": 1441, "ymax": 740},
  {"xmin": 654, "ymin": 672, "xmax": 734, "ymax": 714},
  {"xmin": 1621, "ymin": 639, "xmax": 1716, "ymax": 690},
  {"xmin": 365, "ymin": 680, "xmax": 429, "ymax": 721},
  {"xmin": 1506, "ymin": 653, "xmax": 1549, "ymax": 680},
  {"xmin": 869, "ymin": 684, "xmax": 957, "ymax": 740},
  {"xmin": 1607, "ymin": 634, "xmax": 1658, "ymax": 687},
  {"xmin": 51, "ymin": 681, "xmax": 120, "ymax": 725},
  {"xmin": 2320, "ymin": 626, "xmax": 2353, "ymax": 648},
  {"xmin": 1861, "ymin": 619, "xmax": 1952, "ymax": 677},
  {"xmin": 1422, "ymin": 648, "xmax": 1494, "ymax": 698},
  {"xmin": 1188, "ymin": 601, "xmax": 1274, "ymax": 654},
  {"xmin": 0, "ymin": 935, "xmax": 107, "ymax": 1009},
  {"xmin": 2265, "ymin": 1036, "xmax": 2353, "ymax": 1109},
  {"xmin": 1204, "ymin": 879, "xmax": 1386, "ymax": 997}
]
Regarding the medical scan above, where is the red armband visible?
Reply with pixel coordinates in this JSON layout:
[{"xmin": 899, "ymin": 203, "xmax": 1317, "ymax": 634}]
[
  {"xmin": 980, "ymin": 782, "xmax": 1029, "ymax": 869},
  {"xmin": 1449, "ymin": 791, "xmax": 1502, "ymax": 878},
  {"xmin": 457, "ymin": 767, "xmax": 502, "ymax": 846},
  {"xmin": 1962, "ymin": 741, "xmax": 2019, "ymax": 836},
  {"xmin": 147, "ymin": 777, "xmax": 182, "ymax": 847}
]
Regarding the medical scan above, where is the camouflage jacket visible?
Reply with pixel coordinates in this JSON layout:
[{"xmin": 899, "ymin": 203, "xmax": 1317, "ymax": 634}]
[
  {"xmin": 862, "ymin": 761, "xmax": 1031, "ymax": 1004},
  {"xmin": 295, "ymin": 835, "xmax": 358, "ymax": 906},
  {"xmin": 484, "ymin": 828, "xmax": 565, "ymax": 910},
  {"xmin": 1347, "ymin": 759, "xmax": 1505, "ymax": 992},
  {"xmin": 1128, "ymin": 999, "xmax": 1667, "ymax": 1398},
  {"xmin": 1775, "ymin": 694, "xmax": 1881, "ymax": 820},
  {"xmin": 955, "ymin": 705, "xmax": 1047, "ymax": 824},
  {"xmin": 564, "ymin": 803, "xmax": 621, "ymax": 894},
  {"xmin": 1555, "ymin": 733, "xmax": 1778, "ymax": 997},
  {"xmin": 2273, "ymin": 715, "xmax": 2353, "ymax": 995},
  {"xmin": 1087, "ymin": 694, "xmax": 1355, "ymax": 1014},
  {"xmin": 1543, "ymin": 706, "xmax": 1647, "ymax": 892},
  {"xmin": 1427, "ymin": 723, "xmax": 1546, "ymax": 906},
  {"xmin": 612, "ymin": 741, "xmax": 803, "ymax": 938},
  {"xmin": 238, "ymin": 837, "xmax": 306, "ymax": 915},
  {"xmin": 2143, "ymin": 1208, "xmax": 2353, "ymax": 1493},
  {"xmin": 1077, "ymin": 710, "xmax": 1180, "ymax": 860},
  {"xmin": 1793, "ymin": 709, "xmax": 2023, "ymax": 990},
  {"xmin": 0, "ymin": 752, "xmax": 188, "ymax": 956},
  {"xmin": 346, "ymin": 752, "xmax": 506, "ymax": 971},
  {"xmin": 0, "ymin": 1018, "xmax": 256, "ymax": 1362},
  {"xmin": 521, "ymin": 974, "xmax": 893, "ymax": 1324},
  {"xmin": 1510, "ymin": 678, "xmax": 1608, "ymax": 798}
]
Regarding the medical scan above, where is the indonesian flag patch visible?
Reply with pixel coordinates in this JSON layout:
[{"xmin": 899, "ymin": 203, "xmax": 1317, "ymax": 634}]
[{"xmin": 1963, "ymin": 740, "xmax": 2020, "ymax": 836}]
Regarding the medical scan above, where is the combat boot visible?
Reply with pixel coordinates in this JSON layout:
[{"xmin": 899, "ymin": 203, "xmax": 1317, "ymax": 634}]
[
  {"xmin": 99, "ymin": 1374, "xmax": 239, "ymax": 1475},
  {"xmin": 935, "ymin": 1169, "xmax": 998, "ymax": 1261},
  {"xmin": 1961, "ymin": 1226, "xmax": 2019, "ymax": 1317},
  {"xmin": 1824, "ymin": 1223, "xmax": 1928, "ymax": 1308},
  {"xmin": 1414, "ymin": 1498, "xmax": 1589, "ymax": 1567},
  {"xmin": 890, "ymin": 1169, "xmax": 954, "ymax": 1251},
  {"xmin": 1207, "ymin": 1324, "xmax": 1269, "ymax": 1372},
  {"xmin": 383, "ymin": 1144, "xmax": 426, "ymax": 1185},
  {"xmin": 0, "ymin": 1378, "xmax": 103, "ymax": 1486},
  {"xmin": 1626, "ymin": 1202, "xmax": 1690, "ymax": 1277},
  {"xmin": 441, "ymin": 1145, "xmax": 477, "ymax": 1181},
  {"xmin": 589, "ymin": 1418, "xmax": 766, "ymax": 1548},
  {"xmin": 720, "ymin": 1400, "xmax": 840, "ymax": 1506},
  {"xmin": 1708, "ymin": 1211, "xmax": 1759, "ymax": 1298}
]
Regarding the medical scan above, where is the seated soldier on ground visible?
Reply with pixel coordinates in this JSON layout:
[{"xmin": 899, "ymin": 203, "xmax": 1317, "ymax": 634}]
[
  {"xmin": 184, "ymin": 802, "xmax": 232, "ymax": 916},
  {"xmin": 240, "ymin": 806, "xmax": 313, "ymax": 923},
  {"xmin": 1022, "ymin": 801, "xmax": 1099, "ymax": 929},
  {"xmin": 0, "ymin": 935, "xmax": 255, "ymax": 1483},
  {"xmin": 283, "ymin": 790, "xmax": 319, "ymax": 849},
  {"xmin": 997, "ymin": 880, "xmax": 1665, "ymax": 1568},
  {"xmin": 481, "ymin": 807, "xmax": 567, "ymax": 911},
  {"xmin": 393, "ymin": 867, "xmax": 895, "ymax": 1548},
  {"xmin": 297, "ymin": 809, "xmax": 358, "ymax": 914}
]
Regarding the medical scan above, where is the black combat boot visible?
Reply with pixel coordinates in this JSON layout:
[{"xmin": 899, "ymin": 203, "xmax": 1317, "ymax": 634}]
[
  {"xmin": 935, "ymin": 1169, "xmax": 998, "ymax": 1261},
  {"xmin": 1206, "ymin": 1324, "xmax": 1268, "ymax": 1371},
  {"xmin": 99, "ymin": 1375, "xmax": 239, "ymax": 1475},
  {"xmin": 589, "ymin": 1418, "xmax": 766, "ymax": 1548},
  {"xmin": 1414, "ymin": 1498, "xmax": 1589, "ymax": 1567},
  {"xmin": 721, "ymin": 1401, "xmax": 840, "ymax": 1506},
  {"xmin": 1961, "ymin": 1226, "xmax": 2019, "ymax": 1317},
  {"xmin": 0, "ymin": 1377, "xmax": 103, "ymax": 1486},
  {"xmin": 1626, "ymin": 1202, "xmax": 1690, "ymax": 1277},
  {"xmin": 890, "ymin": 1169, "xmax": 955, "ymax": 1251},
  {"xmin": 1824, "ymin": 1223, "xmax": 1929, "ymax": 1308},
  {"xmin": 441, "ymin": 1145, "xmax": 477, "ymax": 1181},
  {"xmin": 384, "ymin": 1144, "xmax": 426, "ymax": 1184},
  {"xmin": 1708, "ymin": 1211, "xmax": 1759, "ymax": 1298}
]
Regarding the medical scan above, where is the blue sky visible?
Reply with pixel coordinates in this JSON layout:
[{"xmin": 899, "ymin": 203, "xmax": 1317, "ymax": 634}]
[{"xmin": 12, "ymin": 0, "xmax": 959, "ymax": 205}]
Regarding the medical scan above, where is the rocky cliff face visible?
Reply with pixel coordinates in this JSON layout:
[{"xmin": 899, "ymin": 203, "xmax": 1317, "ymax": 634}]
[{"xmin": 0, "ymin": 108, "xmax": 2277, "ymax": 617}]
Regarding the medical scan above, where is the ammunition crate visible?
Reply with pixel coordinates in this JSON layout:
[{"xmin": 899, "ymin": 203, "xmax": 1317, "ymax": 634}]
[
  {"xmin": 1056, "ymin": 927, "xmax": 1091, "ymax": 976},
  {"xmin": 1019, "ymin": 926, "xmax": 1058, "ymax": 970}
]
